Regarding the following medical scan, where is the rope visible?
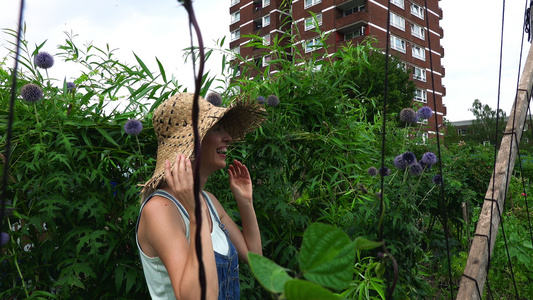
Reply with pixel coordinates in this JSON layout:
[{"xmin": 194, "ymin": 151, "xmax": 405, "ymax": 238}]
[
  {"xmin": 422, "ymin": 1, "xmax": 453, "ymax": 298},
  {"xmin": 179, "ymin": 0, "xmax": 207, "ymax": 298},
  {"xmin": 0, "ymin": 0, "xmax": 25, "ymax": 251},
  {"xmin": 378, "ymin": 2, "xmax": 400, "ymax": 299}
]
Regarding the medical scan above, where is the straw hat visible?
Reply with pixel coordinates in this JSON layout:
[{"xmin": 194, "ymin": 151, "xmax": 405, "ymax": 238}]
[{"xmin": 141, "ymin": 92, "xmax": 267, "ymax": 197}]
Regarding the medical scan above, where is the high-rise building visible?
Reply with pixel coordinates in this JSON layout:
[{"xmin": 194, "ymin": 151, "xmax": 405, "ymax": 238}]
[{"xmin": 229, "ymin": 0, "xmax": 446, "ymax": 133}]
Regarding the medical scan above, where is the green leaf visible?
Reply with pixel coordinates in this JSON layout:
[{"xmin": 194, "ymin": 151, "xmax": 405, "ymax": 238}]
[
  {"xmin": 354, "ymin": 237, "xmax": 383, "ymax": 251},
  {"xmin": 96, "ymin": 127, "xmax": 120, "ymax": 148},
  {"xmin": 156, "ymin": 57, "xmax": 167, "ymax": 82},
  {"xmin": 133, "ymin": 52, "xmax": 154, "ymax": 79},
  {"xmin": 248, "ymin": 252, "xmax": 292, "ymax": 293},
  {"xmin": 299, "ymin": 223, "xmax": 355, "ymax": 290},
  {"xmin": 284, "ymin": 279, "xmax": 341, "ymax": 300}
]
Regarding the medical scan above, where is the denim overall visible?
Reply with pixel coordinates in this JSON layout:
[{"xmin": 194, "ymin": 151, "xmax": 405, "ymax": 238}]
[
  {"xmin": 136, "ymin": 190, "xmax": 240, "ymax": 299},
  {"xmin": 204, "ymin": 192, "xmax": 240, "ymax": 299}
]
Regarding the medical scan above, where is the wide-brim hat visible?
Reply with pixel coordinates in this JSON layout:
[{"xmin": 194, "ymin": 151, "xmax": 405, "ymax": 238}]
[{"xmin": 141, "ymin": 92, "xmax": 267, "ymax": 196}]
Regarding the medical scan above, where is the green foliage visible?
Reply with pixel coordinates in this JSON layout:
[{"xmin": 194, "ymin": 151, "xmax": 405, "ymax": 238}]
[
  {"xmin": 248, "ymin": 223, "xmax": 383, "ymax": 299},
  {"xmin": 0, "ymin": 29, "xmax": 192, "ymax": 298}
]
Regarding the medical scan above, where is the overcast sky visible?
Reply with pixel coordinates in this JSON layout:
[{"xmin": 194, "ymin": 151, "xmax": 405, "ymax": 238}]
[{"xmin": 0, "ymin": 0, "xmax": 530, "ymax": 121}]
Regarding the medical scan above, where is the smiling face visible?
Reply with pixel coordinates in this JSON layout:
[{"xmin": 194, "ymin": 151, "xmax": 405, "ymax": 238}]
[{"xmin": 200, "ymin": 122, "xmax": 232, "ymax": 175}]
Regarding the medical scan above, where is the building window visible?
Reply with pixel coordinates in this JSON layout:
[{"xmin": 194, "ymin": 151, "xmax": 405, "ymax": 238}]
[
  {"xmin": 413, "ymin": 66, "xmax": 426, "ymax": 82},
  {"xmin": 305, "ymin": 37, "xmax": 322, "ymax": 53},
  {"xmin": 390, "ymin": 13, "xmax": 405, "ymax": 31},
  {"xmin": 263, "ymin": 15, "xmax": 270, "ymax": 27},
  {"xmin": 230, "ymin": 47, "xmax": 240, "ymax": 60},
  {"xmin": 262, "ymin": 55, "xmax": 271, "ymax": 67},
  {"xmin": 305, "ymin": 13, "xmax": 323, "ymax": 30},
  {"xmin": 411, "ymin": 3, "xmax": 424, "ymax": 19},
  {"xmin": 263, "ymin": 0, "xmax": 270, "ymax": 7},
  {"xmin": 391, "ymin": 0, "xmax": 404, "ymax": 9},
  {"xmin": 234, "ymin": 65, "xmax": 241, "ymax": 77},
  {"xmin": 305, "ymin": 0, "xmax": 322, "ymax": 9},
  {"xmin": 231, "ymin": 29, "xmax": 240, "ymax": 41},
  {"xmin": 345, "ymin": 26, "xmax": 366, "ymax": 40},
  {"xmin": 230, "ymin": 11, "xmax": 240, "ymax": 24},
  {"xmin": 414, "ymin": 89, "xmax": 427, "ymax": 103},
  {"xmin": 411, "ymin": 23, "xmax": 425, "ymax": 40},
  {"xmin": 458, "ymin": 129, "xmax": 467, "ymax": 136},
  {"xmin": 342, "ymin": 5, "xmax": 365, "ymax": 16},
  {"xmin": 412, "ymin": 45, "xmax": 426, "ymax": 61},
  {"xmin": 390, "ymin": 35, "xmax": 406, "ymax": 53},
  {"xmin": 263, "ymin": 34, "xmax": 270, "ymax": 46}
]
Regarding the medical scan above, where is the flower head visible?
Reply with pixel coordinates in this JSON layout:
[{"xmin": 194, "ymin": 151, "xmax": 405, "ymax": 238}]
[
  {"xmin": 417, "ymin": 106, "xmax": 433, "ymax": 120},
  {"xmin": 432, "ymin": 174, "xmax": 443, "ymax": 185},
  {"xmin": 409, "ymin": 163, "xmax": 424, "ymax": 176},
  {"xmin": 394, "ymin": 155, "xmax": 408, "ymax": 169},
  {"xmin": 20, "ymin": 83, "xmax": 43, "ymax": 103},
  {"xmin": 420, "ymin": 152, "xmax": 437, "ymax": 166},
  {"xmin": 0, "ymin": 232, "xmax": 8, "ymax": 246},
  {"xmin": 34, "ymin": 51, "xmax": 54, "ymax": 69},
  {"xmin": 379, "ymin": 167, "xmax": 391, "ymax": 176},
  {"xmin": 399, "ymin": 108, "xmax": 417, "ymax": 124},
  {"xmin": 367, "ymin": 166, "xmax": 378, "ymax": 176},
  {"xmin": 402, "ymin": 151, "xmax": 416, "ymax": 165},
  {"xmin": 257, "ymin": 96, "xmax": 265, "ymax": 104},
  {"xmin": 66, "ymin": 82, "xmax": 76, "ymax": 93},
  {"xmin": 266, "ymin": 95, "xmax": 279, "ymax": 107},
  {"xmin": 206, "ymin": 92, "xmax": 223, "ymax": 107},
  {"xmin": 124, "ymin": 119, "xmax": 143, "ymax": 135}
]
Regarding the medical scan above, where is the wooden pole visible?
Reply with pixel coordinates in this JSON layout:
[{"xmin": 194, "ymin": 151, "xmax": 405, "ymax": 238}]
[{"xmin": 456, "ymin": 44, "xmax": 533, "ymax": 300}]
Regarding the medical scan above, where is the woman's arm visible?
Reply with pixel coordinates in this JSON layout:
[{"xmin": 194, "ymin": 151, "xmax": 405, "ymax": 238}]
[
  {"xmin": 139, "ymin": 155, "xmax": 218, "ymax": 299},
  {"xmin": 208, "ymin": 160, "xmax": 262, "ymax": 262}
]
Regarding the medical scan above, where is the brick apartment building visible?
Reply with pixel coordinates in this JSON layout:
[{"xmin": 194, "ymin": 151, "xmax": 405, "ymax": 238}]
[{"xmin": 229, "ymin": 0, "xmax": 446, "ymax": 135}]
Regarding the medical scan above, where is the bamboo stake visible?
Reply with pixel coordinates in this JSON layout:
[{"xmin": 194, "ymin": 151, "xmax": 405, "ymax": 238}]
[{"xmin": 456, "ymin": 44, "xmax": 533, "ymax": 300}]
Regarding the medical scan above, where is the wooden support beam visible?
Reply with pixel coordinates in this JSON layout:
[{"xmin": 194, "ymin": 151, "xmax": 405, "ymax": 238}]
[{"xmin": 456, "ymin": 45, "xmax": 533, "ymax": 299}]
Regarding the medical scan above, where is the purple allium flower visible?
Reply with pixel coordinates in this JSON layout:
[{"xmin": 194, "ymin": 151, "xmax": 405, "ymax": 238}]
[
  {"xmin": 20, "ymin": 83, "xmax": 43, "ymax": 103},
  {"xmin": 34, "ymin": 51, "xmax": 54, "ymax": 69},
  {"xmin": 124, "ymin": 119, "xmax": 143, "ymax": 135},
  {"xmin": 266, "ymin": 95, "xmax": 279, "ymax": 107},
  {"xmin": 394, "ymin": 155, "xmax": 408, "ymax": 170},
  {"xmin": 399, "ymin": 108, "xmax": 417, "ymax": 124},
  {"xmin": 402, "ymin": 151, "xmax": 416, "ymax": 165},
  {"xmin": 432, "ymin": 174, "xmax": 443, "ymax": 185},
  {"xmin": 367, "ymin": 166, "xmax": 378, "ymax": 176},
  {"xmin": 379, "ymin": 167, "xmax": 391, "ymax": 176},
  {"xmin": 420, "ymin": 152, "xmax": 437, "ymax": 166},
  {"xmin": 0, "ymin": 232, "xmax": 8, "ymax": 246},
  {"xmin": 409, "ymin": 163, "xmax": 423, "ymax": 176},
  {"xmin": 417, "ymin": 106, "xmax": 433, "ymax": 120},
  {"xmin": 206, "ymin": 92, "xmax": 223, "ymax": 107},
  {"xmin": 257, "ymin": 96, "xmax": 265, "ymax": 104},
  {"xmin": 66, "ymin": 82, "xmax": 76, "ymax": 93}
]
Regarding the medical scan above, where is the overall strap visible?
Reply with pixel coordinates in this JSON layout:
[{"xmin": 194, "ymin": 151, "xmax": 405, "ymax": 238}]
[{"xmin": 202, "ymin": 191, "xmax": 222, "ymax": 225}]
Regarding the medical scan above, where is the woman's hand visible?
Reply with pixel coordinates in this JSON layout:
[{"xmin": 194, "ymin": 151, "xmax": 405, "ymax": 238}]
[
  {"xmin": 164, "ymin": 154, "xmax": 196, "ymax": 213},
  {"xmin": 228, "ymin": 160, "xmax": 253, "ymax": 203}
]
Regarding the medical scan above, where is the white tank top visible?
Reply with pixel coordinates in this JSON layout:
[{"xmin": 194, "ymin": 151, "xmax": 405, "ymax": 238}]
[{"xmin": 135, "ymin": 190, "xmax": 229, "ymax": 299}]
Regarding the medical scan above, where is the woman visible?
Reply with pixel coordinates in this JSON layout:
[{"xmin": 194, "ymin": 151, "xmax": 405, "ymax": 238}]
[{"xmin": 135, "ymin": 93, "xmax": 266, "ymax": 299}]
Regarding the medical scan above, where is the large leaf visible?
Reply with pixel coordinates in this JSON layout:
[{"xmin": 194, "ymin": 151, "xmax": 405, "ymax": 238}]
[
  {"xmin": 248, "ymin": 252, "xmax": 292, "ymax": 293},
  {"xmin": 299, "ymin": 223, "xmax": 355, "ymax": 290},
  {"xmin": 284, "ymin": 279, "xmax": 341, "ymax": 300}
]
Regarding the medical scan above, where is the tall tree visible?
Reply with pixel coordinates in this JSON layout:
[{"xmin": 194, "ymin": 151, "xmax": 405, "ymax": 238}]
[{"xmin": 466, "ymin": 99, "xmax": 506, "ymax": 146}]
